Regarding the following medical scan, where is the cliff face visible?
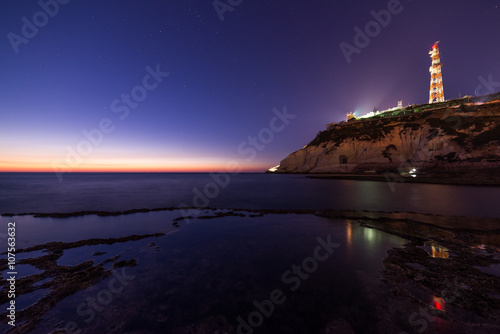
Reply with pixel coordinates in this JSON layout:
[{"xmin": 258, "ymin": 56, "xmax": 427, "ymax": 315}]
[{"xmin": 277, "ymin": 95, "xmax": 500, "ymax": 174}]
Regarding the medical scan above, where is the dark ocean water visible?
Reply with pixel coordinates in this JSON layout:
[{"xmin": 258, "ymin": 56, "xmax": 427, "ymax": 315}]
[
  {"xmin": 1, "ymin": 172, "xmax": 499, "ymax": 217},
  {"xmin": 0, "ymin": 173, "xmax": 497, "ymax": 333},
  {"xmin": 4, "ymin": 213, "xmax": 409, "ymax": 334}
]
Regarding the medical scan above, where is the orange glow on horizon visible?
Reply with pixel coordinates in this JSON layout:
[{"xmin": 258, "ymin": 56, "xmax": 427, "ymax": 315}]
[
  {"xmin": 0, "ymin": 158, "xmax": 270, "ymax": 173},
  {"xmin": 0, "ymin": 148, "xmax": 275, "ymax": 173}
]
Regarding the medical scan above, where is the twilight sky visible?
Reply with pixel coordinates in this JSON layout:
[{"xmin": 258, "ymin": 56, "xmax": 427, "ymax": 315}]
[{"xmin": 1, "ymin": 0, "xmax": 499, "ymax": 172}]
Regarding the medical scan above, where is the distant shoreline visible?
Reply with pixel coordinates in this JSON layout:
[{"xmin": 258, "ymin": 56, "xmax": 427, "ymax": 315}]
[{"xmin": 302, "ymin": 173, "xmax": 500, "ymax": 186}]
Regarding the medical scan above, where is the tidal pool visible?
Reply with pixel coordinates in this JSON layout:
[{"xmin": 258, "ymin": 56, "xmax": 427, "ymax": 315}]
[{"xmin": 1, "ymin": 211, "xmax": 408, "ymax": 333}]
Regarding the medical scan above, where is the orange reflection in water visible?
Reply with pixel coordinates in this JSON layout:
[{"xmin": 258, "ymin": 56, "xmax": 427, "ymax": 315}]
[
  {"xmin": 430, "ymin": 245, "xmax": 449, "ymax": 259},
  {"xmin": 422, "ymin": 242, "xmax": 449, "ymax": 259},
  {"xmin": 347, "ymin": 222, "xmax": 353, "ymax": 246}
]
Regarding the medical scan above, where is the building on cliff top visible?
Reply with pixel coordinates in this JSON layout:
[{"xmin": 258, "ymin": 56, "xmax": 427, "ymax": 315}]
[{"xmin": 332, "ymin": 43, "xmax": 446, "ymax": 127}]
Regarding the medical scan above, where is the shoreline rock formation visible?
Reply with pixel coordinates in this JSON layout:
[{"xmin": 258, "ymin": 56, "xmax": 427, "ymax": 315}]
[{"xmin": 275, "ymin": 92, "xmax": 500, "ymax": 176}]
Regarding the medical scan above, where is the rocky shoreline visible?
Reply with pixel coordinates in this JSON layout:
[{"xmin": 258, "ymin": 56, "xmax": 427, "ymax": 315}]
[
  {"xmin": 275, "ymin": 92, "xmax": 500, "ymax": 176},
  {"xmin": 1, "ymin": 209, "xmax": 499, "ymax": 333},
  {"xmin": 0, "ymin": 233, "xmax": 164, "ymax": 334}
]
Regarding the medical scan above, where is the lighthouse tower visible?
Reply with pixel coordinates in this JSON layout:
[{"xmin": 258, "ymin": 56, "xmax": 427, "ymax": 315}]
[{"xmin": 429, "ymin": 41, "xmax": 444, "ymax": 103}]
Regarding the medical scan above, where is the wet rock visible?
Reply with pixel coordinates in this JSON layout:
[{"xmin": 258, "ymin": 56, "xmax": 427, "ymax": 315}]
[
  {"xmin": 323, "ymin": 318, "xmax": 355, "ymax": 334},
  {"xmin": 113, "ymin": 259, "xmax": 138, "ymax": 268},
  {"xmin": 0, "ymin": 233, "xmax": 164, "ymax": 333}
]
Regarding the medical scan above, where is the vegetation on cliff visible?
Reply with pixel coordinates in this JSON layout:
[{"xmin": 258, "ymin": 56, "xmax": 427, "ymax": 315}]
[
  {"xmin": 307, "ymin": 92, "xmax": 500, "ymax": 149},
  {"xmin": 277, "ymin": 91, "xmax": 500, "ymax": 177}
]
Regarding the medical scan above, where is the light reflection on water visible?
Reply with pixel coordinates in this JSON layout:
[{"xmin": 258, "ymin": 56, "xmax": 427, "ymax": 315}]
[
  {"xmin": 0, "ymin": 173, "xmax": 497, "ymax": 332},
  {"xmin": 420, "ymin": 242, "xmax": 450, "ymax": 259},
  {"xmin": 15, "ymin": 212, "xmax": 408, "ymax": 333},
  {"xmin": 1, "ymin": 173, "xmax": 500, "ymax": 217}
]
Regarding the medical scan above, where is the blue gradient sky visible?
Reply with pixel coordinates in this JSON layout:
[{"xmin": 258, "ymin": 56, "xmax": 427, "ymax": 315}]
[{"xmin": 1, "ymin": 0, "xmax": 499, "ymax": 172}]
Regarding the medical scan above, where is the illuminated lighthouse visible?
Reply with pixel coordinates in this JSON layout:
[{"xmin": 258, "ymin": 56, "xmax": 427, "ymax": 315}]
[{"xmin": 429, "ymin": 41, "xmax": 445, "ymax": 103}]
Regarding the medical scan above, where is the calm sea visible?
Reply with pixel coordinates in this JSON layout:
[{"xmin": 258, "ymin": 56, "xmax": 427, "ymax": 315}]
[
  {"xmin": 0, "ymin": 172, "xmax": 499, "ymax": 217},
  {"xmin": 1, "ymin": 172, "xmax": 498, "ymax": 333}
]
